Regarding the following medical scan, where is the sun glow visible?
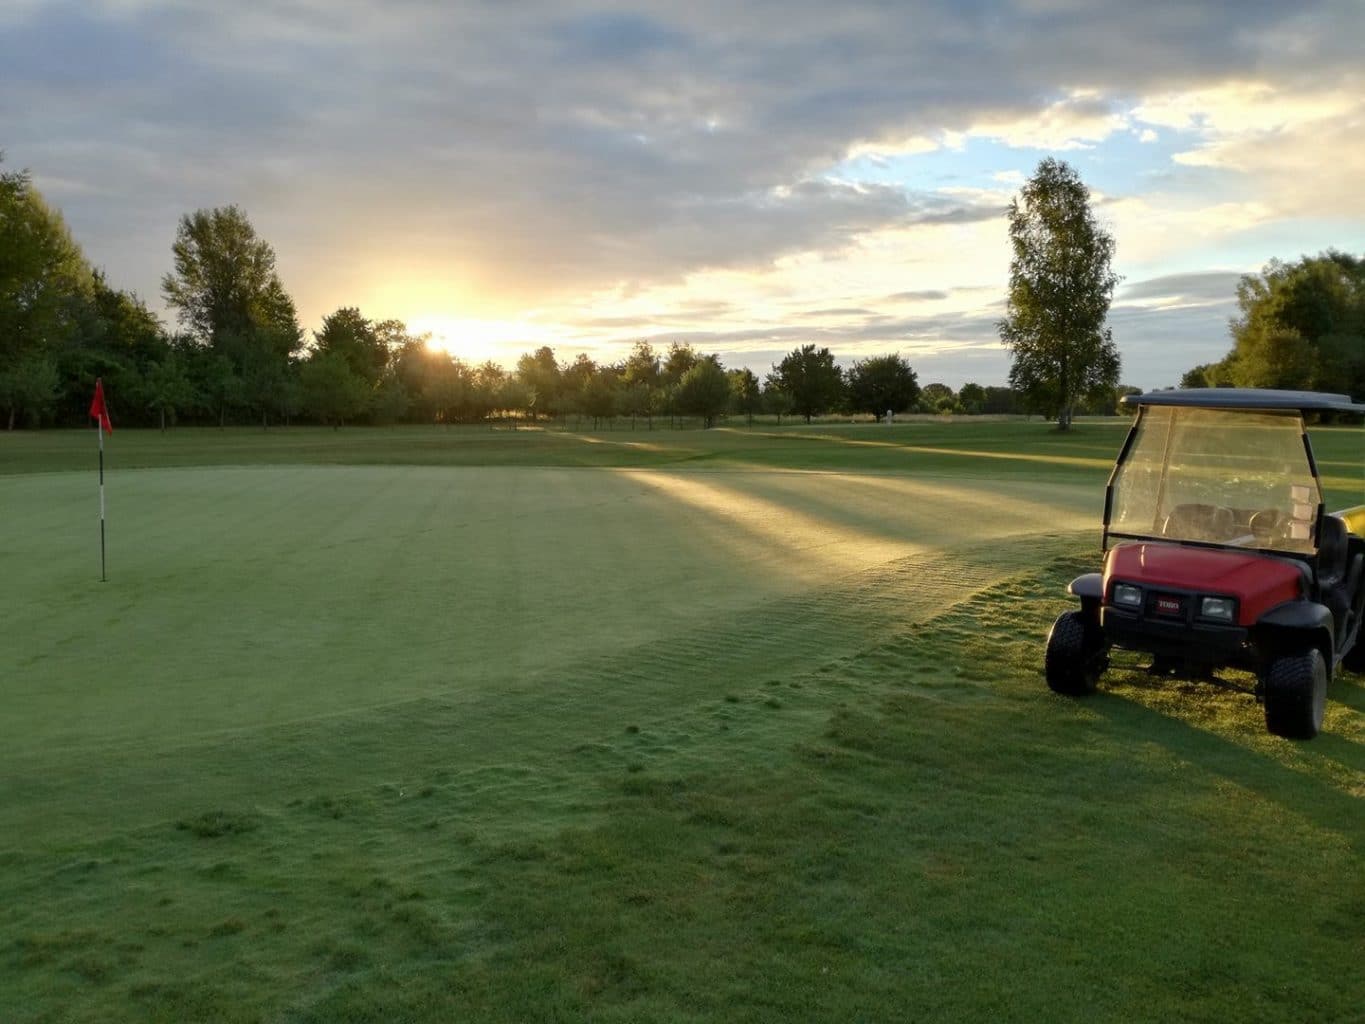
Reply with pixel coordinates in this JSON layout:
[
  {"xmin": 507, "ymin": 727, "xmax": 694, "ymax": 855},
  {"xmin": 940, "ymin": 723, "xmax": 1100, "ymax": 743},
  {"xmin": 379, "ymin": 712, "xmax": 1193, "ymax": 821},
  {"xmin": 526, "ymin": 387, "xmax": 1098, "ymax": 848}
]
[{"xmin": 408, "ymin": 316, "xmax": 573, "ymax": 366}]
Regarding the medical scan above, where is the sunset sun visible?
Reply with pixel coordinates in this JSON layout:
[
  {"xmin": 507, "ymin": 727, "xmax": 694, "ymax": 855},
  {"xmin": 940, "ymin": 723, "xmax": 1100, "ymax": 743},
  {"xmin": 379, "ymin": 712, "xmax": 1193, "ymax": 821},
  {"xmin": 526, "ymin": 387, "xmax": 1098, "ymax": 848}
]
[{"xmin": 407, "ymin": 315, "xmax": 570, "ymax": 366}]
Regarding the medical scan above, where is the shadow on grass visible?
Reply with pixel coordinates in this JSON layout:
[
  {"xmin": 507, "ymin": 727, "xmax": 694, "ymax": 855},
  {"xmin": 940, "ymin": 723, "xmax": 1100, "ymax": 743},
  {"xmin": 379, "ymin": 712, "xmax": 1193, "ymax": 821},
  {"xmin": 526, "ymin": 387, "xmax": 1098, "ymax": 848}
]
[
  {"xmin": 1330, "ymin": 673, "xmax": 1365, "ymax": 713},
  {"xmin": 1088, "ymin": 689, "xmax": 1364, "ymax": 854}
]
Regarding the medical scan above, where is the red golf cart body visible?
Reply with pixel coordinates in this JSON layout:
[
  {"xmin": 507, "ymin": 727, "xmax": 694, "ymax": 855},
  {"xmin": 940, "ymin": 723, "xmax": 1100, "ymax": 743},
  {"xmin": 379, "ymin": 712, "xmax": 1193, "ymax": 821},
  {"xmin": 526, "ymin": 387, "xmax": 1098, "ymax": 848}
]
[{"xmin": 1048, "ymin": 388, "xmax": 1365, "ymax": 739}]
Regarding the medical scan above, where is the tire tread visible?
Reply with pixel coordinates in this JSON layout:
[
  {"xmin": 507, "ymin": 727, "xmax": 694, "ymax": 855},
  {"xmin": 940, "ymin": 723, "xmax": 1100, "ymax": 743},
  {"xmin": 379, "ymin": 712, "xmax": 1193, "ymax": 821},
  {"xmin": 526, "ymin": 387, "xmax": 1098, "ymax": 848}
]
[{"xmin": 1263, "ymin": 648, "xmax": 1327, "ymax": 740}]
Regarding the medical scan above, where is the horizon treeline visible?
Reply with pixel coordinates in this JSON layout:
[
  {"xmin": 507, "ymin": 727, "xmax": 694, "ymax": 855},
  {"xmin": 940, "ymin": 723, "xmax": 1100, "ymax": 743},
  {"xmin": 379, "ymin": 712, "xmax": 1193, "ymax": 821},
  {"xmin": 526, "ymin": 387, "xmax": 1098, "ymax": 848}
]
[
  {"xmin": 2, "ymin": 161, "xmax": 1064, "ymax": 431},
  {"xmin": 5, "ymin": 156, "xmax": 1356, "ymax": 431}
]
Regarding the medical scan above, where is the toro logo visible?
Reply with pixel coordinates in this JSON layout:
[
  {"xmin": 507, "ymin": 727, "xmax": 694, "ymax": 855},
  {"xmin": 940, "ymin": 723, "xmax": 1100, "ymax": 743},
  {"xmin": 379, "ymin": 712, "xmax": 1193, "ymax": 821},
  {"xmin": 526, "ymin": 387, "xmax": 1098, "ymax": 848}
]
[{"xmin": 1155, "ymin": 595, "xmax": 1183, "ymax": 616}]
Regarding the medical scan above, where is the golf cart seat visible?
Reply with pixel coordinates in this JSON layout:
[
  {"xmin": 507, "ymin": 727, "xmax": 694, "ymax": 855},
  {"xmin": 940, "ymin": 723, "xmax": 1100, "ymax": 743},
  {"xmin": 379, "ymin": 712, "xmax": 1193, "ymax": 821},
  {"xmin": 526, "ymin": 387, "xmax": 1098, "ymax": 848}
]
[
  {"xmin": 1319, "ymin": 515, "xmax": 1349, "ymax": 586},
  {"xmin": 1319, "ymin": 515, "xmax": 1363, "ymax": 643},
  {"xmin": 1162, "ymin": 503, "xmax": 1236, "ymax": 543}
]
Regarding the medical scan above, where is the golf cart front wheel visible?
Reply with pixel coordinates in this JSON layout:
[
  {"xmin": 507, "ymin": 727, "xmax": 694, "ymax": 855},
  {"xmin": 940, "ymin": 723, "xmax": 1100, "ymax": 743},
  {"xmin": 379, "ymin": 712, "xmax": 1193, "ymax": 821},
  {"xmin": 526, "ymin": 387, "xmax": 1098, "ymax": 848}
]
[
  {"xmin": 1262, "ymin": 647, "xmax": 1327, "ymax": 740},
  {"xmin": 1045, "ymin": 611, "xmax": 1107, "ymax": 696}
]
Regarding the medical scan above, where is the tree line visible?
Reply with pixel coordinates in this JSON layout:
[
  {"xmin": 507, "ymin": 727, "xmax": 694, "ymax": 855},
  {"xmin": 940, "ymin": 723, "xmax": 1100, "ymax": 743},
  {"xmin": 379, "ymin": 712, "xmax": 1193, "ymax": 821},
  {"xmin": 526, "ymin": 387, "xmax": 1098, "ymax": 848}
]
[
  {"xmin": 0, "ymin": 154, "xmax": 1064, "ymax": 431},
  {"xmin": 1179, "ymin": 251, "xmax": 1365, "ymax": 398},
  {"xmin": 10, "ymin": 148, "xmax": 1348, "ymax": 433}
]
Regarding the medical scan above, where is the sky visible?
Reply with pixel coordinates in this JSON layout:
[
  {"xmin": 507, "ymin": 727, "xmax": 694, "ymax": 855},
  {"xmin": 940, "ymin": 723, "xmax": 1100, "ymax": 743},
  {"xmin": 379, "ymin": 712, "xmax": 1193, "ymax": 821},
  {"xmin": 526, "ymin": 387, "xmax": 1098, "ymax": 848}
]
[{"xmin": 3, "ymin": 0, "xmax": 1363, "ymax": 389}]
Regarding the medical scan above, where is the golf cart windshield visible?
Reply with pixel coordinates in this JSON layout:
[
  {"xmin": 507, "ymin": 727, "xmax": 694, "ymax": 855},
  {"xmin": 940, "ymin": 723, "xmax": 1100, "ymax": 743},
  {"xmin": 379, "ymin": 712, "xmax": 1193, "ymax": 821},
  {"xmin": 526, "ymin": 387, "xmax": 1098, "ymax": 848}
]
[{"xmin": 1108, "ymin": 406, "xmax": 1322, "ymax": 554}]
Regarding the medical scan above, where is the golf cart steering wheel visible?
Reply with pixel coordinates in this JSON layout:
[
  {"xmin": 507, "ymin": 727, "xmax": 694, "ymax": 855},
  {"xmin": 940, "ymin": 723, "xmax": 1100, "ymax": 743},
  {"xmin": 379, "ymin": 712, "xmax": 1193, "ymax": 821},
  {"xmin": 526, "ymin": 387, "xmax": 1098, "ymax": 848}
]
[{"xmin": 1250, "ymin": 508, "xmax": 1282, "ymax": 544}]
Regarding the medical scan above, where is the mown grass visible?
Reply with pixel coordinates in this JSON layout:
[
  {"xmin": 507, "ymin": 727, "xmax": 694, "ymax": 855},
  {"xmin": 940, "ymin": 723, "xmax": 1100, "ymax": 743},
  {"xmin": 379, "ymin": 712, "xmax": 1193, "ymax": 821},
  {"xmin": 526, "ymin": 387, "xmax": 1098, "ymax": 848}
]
[
  {"xmin": 2, "ymin": 417, "xmax": 1131, "ymax": 477},
  {"xmin": 4, "ymin": 418, "xmax": 1360, "ymax": 500},
  {"xmin": 0, "ymin": 420, "xmax": 1362, "ymax": 1022}
]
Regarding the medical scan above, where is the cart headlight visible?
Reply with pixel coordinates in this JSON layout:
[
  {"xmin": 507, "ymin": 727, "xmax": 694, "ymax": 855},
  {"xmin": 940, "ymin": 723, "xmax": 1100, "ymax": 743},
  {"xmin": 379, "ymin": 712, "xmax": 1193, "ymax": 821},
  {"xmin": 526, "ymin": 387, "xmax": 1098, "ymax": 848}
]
[
  {"xmin": 1112, "ymin": 583, "xmax": 1143, "ymax": 608},
  {"xmin": 1199, "ymin": 596, "xmax": 1235, "ymax": 622}
]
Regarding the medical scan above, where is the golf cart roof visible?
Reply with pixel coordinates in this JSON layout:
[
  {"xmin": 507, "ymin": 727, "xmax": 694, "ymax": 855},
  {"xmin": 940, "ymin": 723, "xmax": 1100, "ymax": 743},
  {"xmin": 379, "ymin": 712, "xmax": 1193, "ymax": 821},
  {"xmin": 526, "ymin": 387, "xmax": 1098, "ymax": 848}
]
[{"xmin": 1120, "ymin": 388, "xmax": 1365, "ymax": 414}]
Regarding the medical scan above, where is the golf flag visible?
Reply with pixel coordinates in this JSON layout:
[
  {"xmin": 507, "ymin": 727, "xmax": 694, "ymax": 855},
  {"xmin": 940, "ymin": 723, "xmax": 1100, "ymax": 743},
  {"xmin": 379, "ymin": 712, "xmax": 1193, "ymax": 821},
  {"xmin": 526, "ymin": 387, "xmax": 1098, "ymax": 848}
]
[
  {"xmin": 91, "ymin": 379, "xmax": 110, "ymax": 582},
  {"xmin": 90, "ymin": 378, "xmax": 113, "ymax": 433}
]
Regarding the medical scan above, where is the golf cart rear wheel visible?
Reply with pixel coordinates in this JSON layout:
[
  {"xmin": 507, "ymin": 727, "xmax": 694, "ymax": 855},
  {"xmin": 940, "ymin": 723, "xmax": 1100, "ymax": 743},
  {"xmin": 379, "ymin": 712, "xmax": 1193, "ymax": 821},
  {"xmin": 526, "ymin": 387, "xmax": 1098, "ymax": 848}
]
[
  {"xmin": 1262, "ymin": 648, "xmax": 1327, "ymax": 740},
  {"xmin": 1045, "ymin": 611, "xmax": 1107, "ymax": 696}
]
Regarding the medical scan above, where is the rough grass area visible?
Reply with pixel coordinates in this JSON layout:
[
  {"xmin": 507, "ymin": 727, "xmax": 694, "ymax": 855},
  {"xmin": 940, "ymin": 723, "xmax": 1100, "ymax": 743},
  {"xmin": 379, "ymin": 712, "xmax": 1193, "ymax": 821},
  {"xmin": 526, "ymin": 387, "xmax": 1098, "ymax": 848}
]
[{"xmin": 1, "ymin": 421, "xmax": 1361, "ymax": 1022}]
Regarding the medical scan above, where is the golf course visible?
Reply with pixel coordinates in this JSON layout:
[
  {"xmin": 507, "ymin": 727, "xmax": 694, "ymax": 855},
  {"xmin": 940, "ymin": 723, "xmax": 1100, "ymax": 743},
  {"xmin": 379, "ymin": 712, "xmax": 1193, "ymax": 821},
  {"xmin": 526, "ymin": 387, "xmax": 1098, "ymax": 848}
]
[{"xmin": 2, "ymin": 418, "xmax": 1363, "ymax": 1023}]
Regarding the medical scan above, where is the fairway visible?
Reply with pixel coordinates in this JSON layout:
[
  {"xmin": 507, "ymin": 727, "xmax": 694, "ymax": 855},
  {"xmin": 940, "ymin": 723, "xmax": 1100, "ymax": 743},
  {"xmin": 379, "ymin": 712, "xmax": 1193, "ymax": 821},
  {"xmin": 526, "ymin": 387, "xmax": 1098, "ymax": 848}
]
[{"xmin": 2, "ymin": 420, "xmax": 1363, "ymax": 1022}]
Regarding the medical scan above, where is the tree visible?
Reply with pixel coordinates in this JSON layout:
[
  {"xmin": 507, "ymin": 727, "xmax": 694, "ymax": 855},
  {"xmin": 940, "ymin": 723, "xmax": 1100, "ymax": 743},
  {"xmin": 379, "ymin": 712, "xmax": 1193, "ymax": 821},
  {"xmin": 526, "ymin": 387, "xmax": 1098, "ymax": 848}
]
[
  {"xmin": 300, "ymin": 351, "xmax": 369, "ymax": 427},
  {"xmin": 581, "ymin": 363, "xmax": 621, "ymax": 427},
  {"xmin": 561, "ymin": 353, "xmax": 599, "ymax": 425},
  {"xmin": 497, "ymin": 375, "xmax": 533, "ymax": 427},
  {"xmin": 1191, "ymin": 252, "xmax": 1365, "ymax": 398},
  {"xmin": 762, "ymin": 374, "xmax": 795, "ymax": 424},
  {"xmin": 846, "ymin": 354, "xmax": 920, "ymax": 419},
  {"xmin": 0, "ymin": 157, "xmax": 93, "ymax": 426},
  {"xmin": 662, "ymin": 342, "xmax": 699, "ymax": 384},
  {"xmin": 920, "ymin": 382, "xmax": 958, "ymax": 414},
  {"xmin": 421, "ymin": 352, "xmax": 469, "ymax": 424},
  {"xmin": 85, "ymin": 272, "xmax": 168, "ymax": 369},
  {"xmin": 771, "ymin": 344, "xmax": 844, "ymax": 423},
  {"xmin": 677, "ymin": 356, "xmax": 731, "ymax": 428},
  {"xmin": 470, "ymin": 361, "xmax": 507, "ymax": 424},
  {"xmin": 515, "ymin": 345, "xmax": 562, "ymax": 420},
  {"xmin": 661, "ymin": 342, "xmax": 700, "ymax": 426},
  {"xmin": 370, "ymin": 372, "xmax": 411, "ymax": 425},
  {"xmin": 239, "ymin": 343, "xmax": 297, "ymax": 429},
  {"xmin": 163, "ymin": 206, "xmax": 281, "ymax": 343},
  {"xmin": 388, "ymin": 333, "xmax": 446, "ymax": 422},
  {"xmin": 182, "ymin": 348, "xmax": 240, "ymax": 427},
  {"xmin": 162, "ymin": 205, "xmax": 303, "ymax": 423},
  {"xmin": 958, "ymin": 382, "xmax": 986, "ymax": 414},
  {"xmin": 728, "ymin": 367, "xmax": 762, "ymax": 425},
  {"xmin": 1076, "ymin": 383, "xmax": 1141, "ymax": 415},
  {"xmin": 314, "ymin": 307, "xmax": 388, "ymax": 385},
  {"xmin": 981, "ymin": 386, "xmax": 1020, "ymax": 415},
  {"xmin": 998, "ymin": 157, "xmax": 1120, "ymax": 430},
  {"xmin": 0, "ymin": 355, "xmax": 60, "ymax": 430},
  {"xmin": 622, "ymin": 341, "xmax": 662, "ymax": 428},
  {"xmin": 142, "ymin": 351, "xmax": 197, "ymax": 431},
  {"xmin": 1179, "ymin": 364, "xmax": 1224, "ymax": 389},
  {"xmin": 38, "ymin": 275, "xmax": 164, "ymax": 430}
]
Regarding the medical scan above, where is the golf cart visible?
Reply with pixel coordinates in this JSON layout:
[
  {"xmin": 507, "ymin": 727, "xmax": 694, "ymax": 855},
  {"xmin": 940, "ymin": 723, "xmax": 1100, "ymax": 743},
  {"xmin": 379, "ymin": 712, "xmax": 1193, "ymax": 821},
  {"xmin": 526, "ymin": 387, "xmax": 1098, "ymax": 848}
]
[{"xmin": 1046, "ymin": 388, "xmax": 1365, "ymax": 739}]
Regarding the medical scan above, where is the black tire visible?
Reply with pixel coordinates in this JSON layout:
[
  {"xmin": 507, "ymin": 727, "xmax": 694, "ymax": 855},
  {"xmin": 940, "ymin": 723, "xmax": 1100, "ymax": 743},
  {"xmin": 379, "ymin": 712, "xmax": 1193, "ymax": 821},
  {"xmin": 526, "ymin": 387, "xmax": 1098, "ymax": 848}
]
[
  {"xmin": 1263, "ymin": 648, "xmax": 1328, "ymax": 740},
  {"xmin": 1045, "ymin": 610, "xmax": 1107, "ymax": 696}
]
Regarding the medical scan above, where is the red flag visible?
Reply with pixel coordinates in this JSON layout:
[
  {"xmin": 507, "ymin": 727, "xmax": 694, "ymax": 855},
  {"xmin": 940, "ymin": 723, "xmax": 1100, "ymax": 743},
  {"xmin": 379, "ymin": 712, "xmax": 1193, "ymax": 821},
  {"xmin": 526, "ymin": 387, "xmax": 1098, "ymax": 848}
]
[
  {"xmin": 90, "ymin": 382, "xmax": 113, "ymax": 436},
  {"xmin": 90, "ymin": 378, "xmax": 113, "ymax": 434}
]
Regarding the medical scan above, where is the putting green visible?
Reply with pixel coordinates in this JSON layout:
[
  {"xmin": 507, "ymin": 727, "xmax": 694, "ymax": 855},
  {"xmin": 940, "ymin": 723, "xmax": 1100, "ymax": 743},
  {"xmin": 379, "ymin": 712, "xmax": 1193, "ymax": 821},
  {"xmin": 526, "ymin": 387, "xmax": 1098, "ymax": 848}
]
[{"xmin": 2, "ymin": 462, "xmax": 1095, "ymax": 838}]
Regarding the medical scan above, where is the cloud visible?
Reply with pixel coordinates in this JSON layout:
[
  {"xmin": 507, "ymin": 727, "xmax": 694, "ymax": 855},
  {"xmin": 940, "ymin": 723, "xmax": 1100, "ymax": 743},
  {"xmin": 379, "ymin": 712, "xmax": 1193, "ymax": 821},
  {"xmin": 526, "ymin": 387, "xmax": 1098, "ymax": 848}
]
[
  {"xmin": 552, "ymin": 11, "xmax": 691, "ymax": 60},
  {"xmin": 966, "ymin": 90, "xmax": 1130, "ymax": 151},
  {"xmin": 797, "ymin": 307, "xmax": 879, "ymax": 318},
  {"xmin": 1126, "ymin": 75, "xmax": 1365, "ymax": 218},
  {"xmin": 1106, "ymin": 303, "xmax": 1235, "ymax": 387},
  {"xmin": 886, "ymin": 290, "xmax": 951, "ymax": 302},
  {"xmin": 1118, "ymin": 271, "xmax": 1246, "ymax": 305},
  {"xmin": 3, "ymin": 0, "xmax": 1362, "ymax": 387},
  {"xmin": 1134, "ymin": 80, "xmax": 1357, "ymax": 136}
]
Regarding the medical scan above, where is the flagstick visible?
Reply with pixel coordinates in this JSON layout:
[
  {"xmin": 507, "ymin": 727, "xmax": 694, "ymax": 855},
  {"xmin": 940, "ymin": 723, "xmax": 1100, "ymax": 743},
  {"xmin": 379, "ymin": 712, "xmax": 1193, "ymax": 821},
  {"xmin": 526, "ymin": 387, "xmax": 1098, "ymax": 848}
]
[{"xmin": 98, "ymin": 419, "xmax": 106, "ymax": 583}]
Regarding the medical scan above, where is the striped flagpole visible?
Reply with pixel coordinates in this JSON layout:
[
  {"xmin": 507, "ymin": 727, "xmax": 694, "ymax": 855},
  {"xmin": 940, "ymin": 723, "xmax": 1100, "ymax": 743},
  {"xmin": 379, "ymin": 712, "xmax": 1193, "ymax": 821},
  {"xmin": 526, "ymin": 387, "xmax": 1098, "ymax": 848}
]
[
  {"xmin": 98, "ymin": 418, "xmax": 106, "ymax": 583},
  {"xmin": 90, "ymin": 377, "xmax": 110, "ymax": 582}
]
